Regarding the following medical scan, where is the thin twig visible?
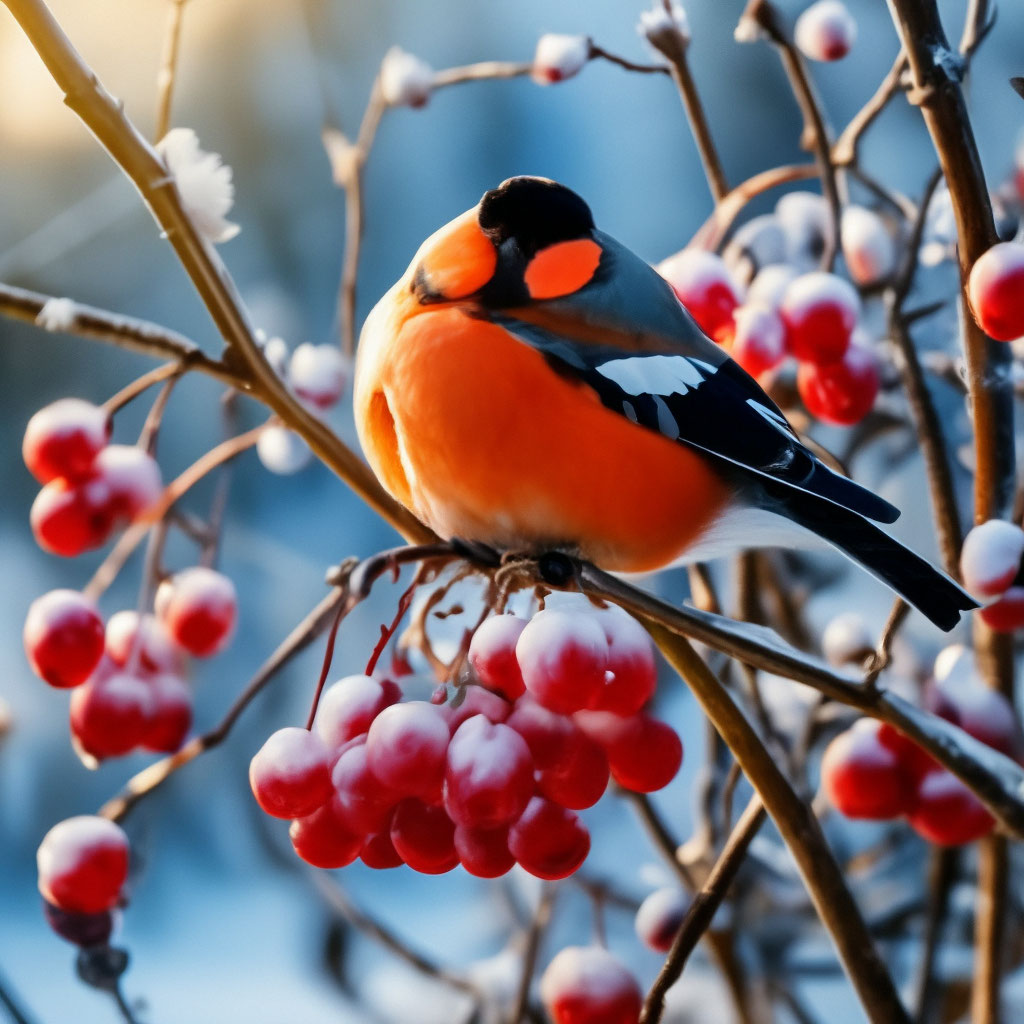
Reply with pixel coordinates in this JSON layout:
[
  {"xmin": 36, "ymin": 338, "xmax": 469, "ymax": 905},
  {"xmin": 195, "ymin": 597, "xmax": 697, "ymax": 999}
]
[
  {"xmin": 104, "ymin": 360, "xmax": 185, "ymax": 416},
  {"xmin": 154, "ymin": 0, "xmax": 188, "ymax": 141},
  {"xmin": 833, "ymin": 51, "xmax": 908, "ymax": 167},
  {"xmin": 912, "ymin": 848, "xmax": 959, "ymax": 1022},
  {"xmin": 509, "ymin": 885, "xmax": 556, "ymax": 1024}
]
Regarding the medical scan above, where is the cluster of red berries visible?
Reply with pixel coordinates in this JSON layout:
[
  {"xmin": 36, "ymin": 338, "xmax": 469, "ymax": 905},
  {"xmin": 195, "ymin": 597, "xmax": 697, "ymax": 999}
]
[
  {"xmin": 25, "ymin": 399, "xmax": 162, "ymax": 557},
  {"xmin": 660, "ymin": 248, "xmax": 880, "ymax": 427},
  {"xmin": 24, "ymin": 570, "xmax": 236, "ymax": 760},
  {"xmin": 36, "ymin": 814, "xmax": 130, "ymax": 948},
  {"xmin": 822, "ymin": 648, "xmax": 1020, "ymax": 845},
  {"xmin": 960, "ymin": 518, "xmax": 1024, "ymax": 632},
  {"xmin": 249, "ymin": 604, "xmax": 682, "ymax": 879}
]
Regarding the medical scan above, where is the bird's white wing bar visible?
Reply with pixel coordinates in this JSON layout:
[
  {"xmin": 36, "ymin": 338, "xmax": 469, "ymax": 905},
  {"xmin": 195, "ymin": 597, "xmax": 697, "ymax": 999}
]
[{"xmin": 595, "ymin": 353, "xmax": 710, "ymax": 396}]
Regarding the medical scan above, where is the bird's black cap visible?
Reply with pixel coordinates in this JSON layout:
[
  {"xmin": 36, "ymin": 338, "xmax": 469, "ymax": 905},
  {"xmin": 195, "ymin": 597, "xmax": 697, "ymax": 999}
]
[{"xmin": 478, "ymin": 177, "xmax": 594, "ymax": 255}]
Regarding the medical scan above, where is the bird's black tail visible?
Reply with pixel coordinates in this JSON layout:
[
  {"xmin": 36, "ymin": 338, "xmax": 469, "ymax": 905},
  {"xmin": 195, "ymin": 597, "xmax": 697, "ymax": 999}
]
[{"xmin": 761, "ymin": 483, "xmax": 977, "ymax": 632}]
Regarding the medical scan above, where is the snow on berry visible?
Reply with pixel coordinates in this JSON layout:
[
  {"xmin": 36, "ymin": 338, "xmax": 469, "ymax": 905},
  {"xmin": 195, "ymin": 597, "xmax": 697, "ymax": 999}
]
[
  {"xmin": 154, "ymin": 566, "xmax": 238, "ymax": 658},
  {"xmin": 979, "ymin": 586, "xmax": 1024, "ymax": 633},
  {"xmin": 959, "ymin": 520, "xmax": 1024, "ymax": 599},
  {"xmin": 289, "ymin": 798, "xmax": 364, "ymax": 869},
  {"xmin": 795, "ymin": 1, "xmax": 857, "ymax": 62},
  {"xmin": 635, "ymin": 886, "xmax": 688, "ymax": 953},
  {"xmin": 469, "ymin": 614, "xmax": 528, "ymax": 700},
  {"xmin": 24, "ymin": 589, "xmax": 105, "ymax": 688},
  {"xmin": 658, "ymin": 249, "xmax": 742, "ymax": 339},
  {"xmin": 70, "ymin": 671, "xmax": 155, "ymax": 760},
  {"xmin": 390, "ymin": 798, "xmax": 459, "ymax": 874},
  {"xmin": 780, "ymin": 271, "xmax": 859, "ymax": 364},
  {"xmin": 314, "ymin": 674, "xmax": 402, "ymax": 748},
  {"xmin": 515, "ymin": 609, "xmax": 608, "ymax": 714},
  {"xmin": 365, "ymin": 700, "xmax": 451, "ymax": 798},
  {"xmin": 540, "ymin": 946, "xmax": 643, "ymax": 1024},
  {"xmin": 908, "ymin": 770, "xmax": 994, "ymax": 846},
  {"xmin": 821, "ymin": 612, "xmax": 873, "ymax": 667},
  {"xmin": 531, "ymin": 34, "xmax": 591, "ymax": 85},
  {"xmin": 588, "ymin": 603, "xmax": 657, "ymax": 716},
  {"xmin": 93, "ymin": 445, "xmax": 163, "ymax": 523},
  {"xmin": 775, "ymin": 192, "xmax": 829, "ymax": 268},
  {"xmin": 509, "ymin": 796, "xmax": 590, "ymax": 880},
  {"xmin": 105, "ymin": 611, "xmax": 185, "ymax": 676},
  {"xmin": 637, "ymin": 2, "xmax": 691, "ymax": 56},
  {"xmin": 746, "ymin": 263, "xmax": 800, "ymax": 310},
  {"xmin": 288, "ymin": 343, "xmax": 347, "ymax": 409},
  {"xmin": 729, "ymin": 304, "xmax": 787, "ymax": 379},
  {"xmin": 841, "ymin": 205, "xmax": 895, "ymax": 285},
  {"xmin": 380, "ymin": 47, "xmax": 434, "ymax": 108},
  {"xmin": 797, "ymin": 343, "xmax": 879, "ymax": 426},
  {"xmin": 821, "ymin": 718, "xmax": 916, "ymax": 819},
  {"xmin": 249, "ymin": 727, "xmax": 334, "ymax": 819},
  {"xmin": 257, "ymin": 425, "xmax": 312, "ymax": 475},
  {"xmin": 967, "ymin": 241, "xmax": 1024, "ymax": 341},
  {"xmin": 37, "ymin": 815, "xmax": 129, "ymax": 915},
  {"xmin": 454, "ymin": 824, "xmax": 515, "ymax": 878},
  {"xmin": 30, "ymin": 476, "xmax": 116, "ymax": 557},
  {"xmin": 443, "ymin": 715, "xmax": 534, "ymax": 829},
  {"xmin": 23, "ymin": 398, "xmax": 110, "ymax": 484},
  {"xmin": 442, "ymin": 685, "xmax": 513, "ymax": 732},
  {"xmin": 143, "ymin": 673, "xmax": 193, "ymax": 754}
]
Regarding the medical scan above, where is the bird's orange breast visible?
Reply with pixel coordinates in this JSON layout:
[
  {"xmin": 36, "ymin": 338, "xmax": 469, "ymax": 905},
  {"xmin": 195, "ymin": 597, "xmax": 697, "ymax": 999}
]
[{"xmin": 357, "ymin": 306, "xmax": 730, "ymax": 573}]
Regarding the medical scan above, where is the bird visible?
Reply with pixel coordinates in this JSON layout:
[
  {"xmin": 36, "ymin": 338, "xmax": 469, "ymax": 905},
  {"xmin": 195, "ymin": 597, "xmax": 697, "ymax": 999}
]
[{"xmin": 354, "ymin": 176, "xmax": 976, "ymax": 631}]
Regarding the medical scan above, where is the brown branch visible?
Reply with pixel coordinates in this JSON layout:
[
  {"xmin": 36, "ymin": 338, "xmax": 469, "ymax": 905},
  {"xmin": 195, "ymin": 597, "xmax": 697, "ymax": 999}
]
[
  {"xmin": 912, "ymin": 848, "xmax": 959, "ymax": 1022},
  {"xmin": 509, "ymin": 885, "xmax": 556, "ymax": 1024},
  {"xmin": 833, "ymin": 51, "xmax": 908, "ymax": 167},
  {"xmin": 640, "ymin": 795, "xmax": 766, "ymax": 1024},
  {"xmin": 431, "ymin": 60, "xmax": 532, "ymax": 87},
  {"xmin": 104, "ymin": 361, "xmax": 185, "ymax": 415},
  {"xmin": 154, "ymin": 0, "xmax": 188, "ymax": 141}
]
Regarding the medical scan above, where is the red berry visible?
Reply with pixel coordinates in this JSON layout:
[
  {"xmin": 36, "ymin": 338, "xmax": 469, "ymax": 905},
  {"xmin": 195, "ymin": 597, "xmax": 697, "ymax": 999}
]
[
  {"xmin": 93, "ymin": 445, "xmax": 162, "ymax": 522},
  {"xmin": 959, "ymin": 520, "xmax": 1024, "ymax": 599},
  {"xmin": 877, "ymin": 722, "xmax": 938, "ymax": 782},
  {"xmin": 143, "ymin": 673, "xmax": 192, "ymax": 753},
  {"xmin": 509, "ymin": 797, "xmax": 590, "ymax": 880},
  {"xmin": 540, "ymin": 946, "xmax": 642, "ymax": 1024},
  {"xmin": 332, "ymin": 739, "xmax": 401, "ymax": 834},
  {"xmin": 360, "ymin": 828, "xmax": 404, "ymax": 869},
  {"xmin": 442, "ymin": 685, "xmax": 513, "ymax": 732},
  {"xmin": 365, "ymin": 701, "xmax": 450, "ymax": 798},
  {"xmin": 105, "ymin": 611, "xmax": 184, "ymax": 676},
  {"xmin": 469, "ymin": 614, "xmax": 528, "ymax": 700},
  {"xmin": 70, "ymin": 671, "xmax": 153, "ymax": 759},
  {"xmin": 794, "ymin": 1, "xmax": 857, "ymax": 63},
  {"xmin": 516, "ymin": 610, "xmax": 608, "ymax": 714},
  {"xmin": 780, "ymin": 271, "xmax": 859, "ymax": 364},
  {"xmin": 967, "ymin": 241, "xmax": 1024, "ymax": 341},
  {"xmin": 23, "ymin": 399, "xmax": 111, "ymax": 484},
  {"xmin": 842, "ymin": 206, "xmax": 895, "ymax": 286},
  {"xmin": 578, "ymin": 711, "xmax": 683, "ymax": 793},
  {"xmin": 289, "ymin": 798, "xmax": 364, "ymax": 868},
  {"xmin": 454, "ymin": 825, "xmax": 515, "ymax": 878},
  {"xmin": 390, "ymin": 798, "xmax": 458, "ymax": 874},
  {"xmin": 908, "ymin": 770, "xmax": 994, "ymax": 845},
  {"xmin": 979, "ymin": 587, "xmax": 1024, "ymax": 633},
  {"xmin": 315, "ymin": 675, "xmax": 402, "ymax": 748},
  {"xmin": 658, "ymin": 249, "xmax": 741, "ymax": 337},
  {"xmin": 536, "ymin": 732, "xmax": 609, "ymax": 810},
  {"xmin": 589, "ymin": 605, "xmax": 657, "ymax": 716},
  {"xmin": 797, "ymin": 344, "xmax": 879, "ymax": 426},
  {"xmin": 931, "ymin": 675, "xmax": 1021, "ymax": 758},
  {"xmin": 729, "ymin": 305, "xmax": 787, "ymax": 379},
  {"xmin": 154, "ymin": 567, "xmax": 237, "ymax": 657},
  {"xmin": 24, "ymin": 589, "xmax": 104, "ymax": 688},
  {"xmin": 443, "ymin": 715, "xmax": 534, "ymax": 828},
  {"xmin": 37, "ymin": 816, "xmax": 129, "ymax": 914},
  {"xmin": 822, "ymin": 719, "xmax": 916, "ymax": 819},
  {"xmin": 30, "ymin": 477, "xmax": 115, "ymax": 557},
  {"xmin": 635, "ymin": 887, "xmax": 688, "ymax": 953},
  {"xmin": 249, "ymin": 727, "xmax": 334, "ymax": 819},
  {"xmin": 506, "ymin": 696, "xmax": 582, "ymax": 771}
]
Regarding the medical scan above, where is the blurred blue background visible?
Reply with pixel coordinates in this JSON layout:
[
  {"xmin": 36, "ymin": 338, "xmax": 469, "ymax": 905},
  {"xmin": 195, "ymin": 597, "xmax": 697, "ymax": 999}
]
[{"xmin": 1, "ymin": 1, "xmax": 1022, "ymax": 1021}]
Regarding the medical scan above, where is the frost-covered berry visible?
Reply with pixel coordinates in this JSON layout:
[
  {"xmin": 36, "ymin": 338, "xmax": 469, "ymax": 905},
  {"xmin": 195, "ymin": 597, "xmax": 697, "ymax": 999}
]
[
  {"xmin": 821, "ymin": 612, "xmax": 873, "ymax": 667},
  {"xmin": 723, "ymin": 215, "xmax": 788, "ymax": 280},
  {"xmin": 908, "ymin": 770, "xmax": 994, "ymax": 846},
  {"xmin": 365, "ymin": 701, "xmax": 450, "ymax": 798},
  {"xmin": 979, "ymin": 587, "xmax": 1024, "ymax": 633},
  {"xmin": 506, "ymin": 696, "xmax": 588, "ymax": 772},
  {"xmin": 105, "ymin": 611, "xmax": 184, "ymax": 676},
  {"xmin": 454, "ymin": 824, "xmax": 515, "ymax": 878},
  {"xmin": 729, "ymin": 304, "xmax": 788, "ymax": 379},
  {"xmin": 70, "ymin": 671, "xmax": 154, "ymax": 760},
  {"xmin": 509, "ymin": 796, "xmax": 590, "ymax": 880},
  {"xmin": 794, "ymin": 1, "xmax": 857, "ymax": 62},
  {"xmin": 797, "ymin": 343, "xmax": 879, "ymax": 426},
  {"xmin": 780, "ymin": 272, "xmax": 859, "ymax": 364},
  {"xmin": 577, "ymin": 712, "xmax": 683, "ymax": 793},
  {"xmin": 842, "ymin": 206, "xmax": 895, "ymax": 286},
  {"xmin": 155, "ymin": 566, "xmax": 237, "ymax": 658},
  {"xmin": 469, "ymin": 615, "xmax": 528, "ymax": 700},
  {"xmin": 257, "ymin": 425, "xmax": 312, "ymax": 475},
  {"xmin": 315, "ymin": 674, "xmax": 401, "ymax": 748},
  {"xmin": 380, "ymin": 46, "xmax": 434, "ymax": 108},
  {"xmin": 289, "ymin": 798, "xmax": 364, "ymax": 869},
  {"xmin": 249, "ymin": 727, "xmax": 334, "ymax": 819},
  {"xmin": 24, "ymin": 589, "xmax": 104, "ymax": 688},
  {"xmin": 776, "ymin": 192, "xmax": 829, "ymax": 268},
  {"xmin": 23, "ymin": 399, "xmax": 110, "ymax": 484},
  {"xmin": 635, "ymin": 887, "xmax": 688, "ymax": 953},
  {"xmin": 37, "ymin": 816, "xmax": 129, "ymax": 915},
  {"xmin": 960, "ymin": 520, "xmax": 1024, "ymax": 599},
  {"xmin": 967, "ymin": 241, "xmax": 1024, "ymax": 342},
  {"xmin": 658, "ymin": 249, "xmax": 741, "ymax": 339},
  {"xmin": 589, "ymin": 604, "xmax": 657, "ymax": 716},
  {"xmin": 30, "ymin": 477, "xmax": 116, "ymax": 557},
  {"xmin": 331, "ymin": 739, "xmax": 400, "ymax": 835},
  {"xmin": 821, "ymin": 718, "xmax": 915, "ymax": 819},
  {"xmin": 532, "ymin": 34, "xmax": 590, "ymax": 85},
  {"xmin": 143, "ymin": 674, "xmax": 192, "ymax": 754},
  {"xmin": 288, "ymin": 343, "xmax": 347, "ymax": 409},
  {"xmin": 540, "ymin": 946, "xmax": 642, "ymax": 1024},
  {"xmin": 93, "ymin": 445, "xmax": 162, "ymax": 522},
  {"xmin": 747, "ymin": 263, "xmax": 800, "ymax": 310},
  {"xmin": 516, "ymin": 610, "xmax": 609, "ymax": 714},
  {"xmin": 390, "ymin": 798, "xmax": 458, "ymax": 874},
  {"xmin": 443, "ymin": 716, "xmax": 534, "ymax": 829},
  {"xmin": 442, "ymin": 686, "xmax": 513, "ymax": 732}
]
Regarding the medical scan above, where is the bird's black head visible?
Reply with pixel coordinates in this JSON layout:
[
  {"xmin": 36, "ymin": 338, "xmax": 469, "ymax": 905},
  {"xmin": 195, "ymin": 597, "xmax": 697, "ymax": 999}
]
[{"xmin": 478, "ymin": 177, "xmax": 594, "ymax": 258}]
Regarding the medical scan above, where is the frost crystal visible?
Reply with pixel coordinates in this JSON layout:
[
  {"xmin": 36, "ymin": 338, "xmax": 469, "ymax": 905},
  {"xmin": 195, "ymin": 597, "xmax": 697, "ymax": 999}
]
[
  {"xmin": 35, "ymin": 297, "xmax": 77, "ymax": 332},
  {"xmin": 156, "ymin": 128, "xmax": 240, "ymax": 244},
  {"xmin": 380, "ymin": 47, "xmax": 434, "ymax": 108}
]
